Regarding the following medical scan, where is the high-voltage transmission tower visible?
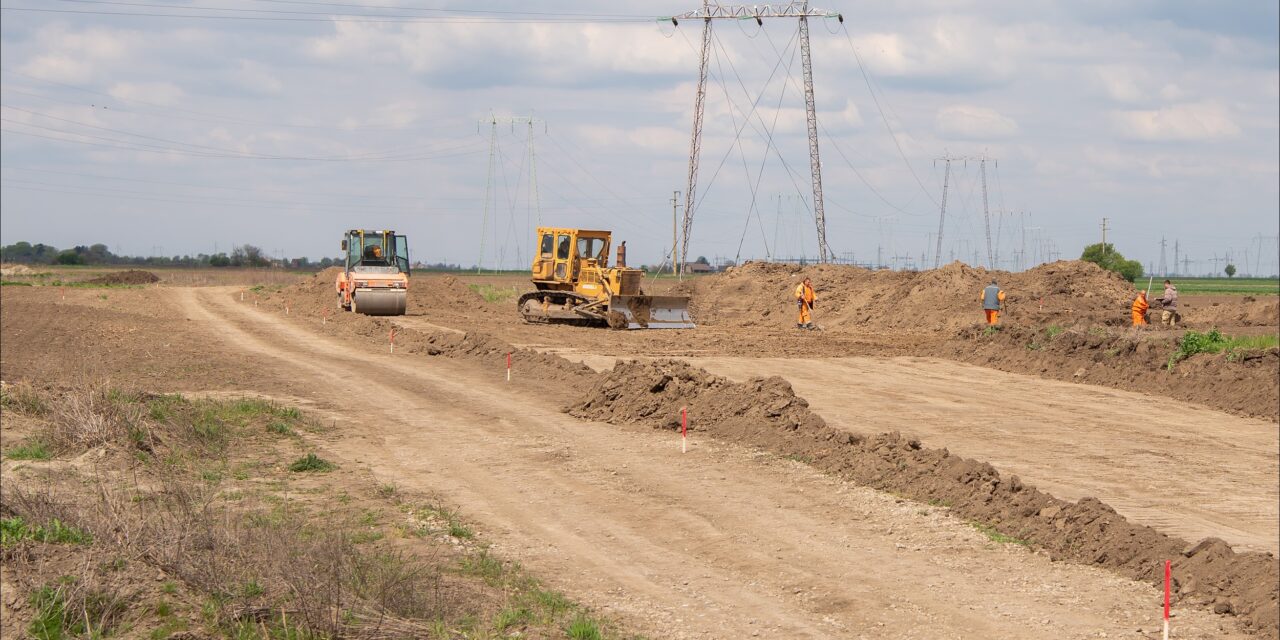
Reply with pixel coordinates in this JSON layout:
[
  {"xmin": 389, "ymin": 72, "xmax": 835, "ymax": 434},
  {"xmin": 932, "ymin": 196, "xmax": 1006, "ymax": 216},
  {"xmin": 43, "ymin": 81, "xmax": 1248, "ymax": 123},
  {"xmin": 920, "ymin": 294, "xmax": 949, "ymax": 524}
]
[
  {"xmin": 477, "ymin": 114, "xmax": 544, "ymax": 272},
  {"xmin": 668, "ymin": 1, "xmax": 842, "ymax": 275}
]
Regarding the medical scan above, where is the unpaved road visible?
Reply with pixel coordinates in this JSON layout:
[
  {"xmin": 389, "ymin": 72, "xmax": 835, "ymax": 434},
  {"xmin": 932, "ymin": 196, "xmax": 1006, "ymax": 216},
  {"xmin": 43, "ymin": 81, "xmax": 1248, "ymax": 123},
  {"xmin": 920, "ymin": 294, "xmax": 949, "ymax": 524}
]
[
  {"xmin": 172, "ymin": 288, "xmax": 1247, "ymax": 639},
  {"xmin": 532, "ymin": 348, "xmax": 1280, "ymax": 556}
]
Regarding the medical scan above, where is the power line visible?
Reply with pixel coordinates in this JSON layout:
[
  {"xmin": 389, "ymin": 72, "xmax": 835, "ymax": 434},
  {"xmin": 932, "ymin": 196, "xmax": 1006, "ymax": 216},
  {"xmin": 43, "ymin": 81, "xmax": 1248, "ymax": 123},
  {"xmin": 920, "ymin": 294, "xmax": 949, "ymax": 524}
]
[{"xmin": 0, "ymin": 5, "xmax": 651, "ymax": 23}]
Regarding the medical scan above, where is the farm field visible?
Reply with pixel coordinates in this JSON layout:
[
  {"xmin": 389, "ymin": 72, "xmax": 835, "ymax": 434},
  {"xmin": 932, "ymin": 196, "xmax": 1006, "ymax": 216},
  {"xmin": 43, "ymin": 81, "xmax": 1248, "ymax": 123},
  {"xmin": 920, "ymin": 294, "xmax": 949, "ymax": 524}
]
[{"xmin": 2, "ymin": 261, "xmax": 1278, "ymax": 639}]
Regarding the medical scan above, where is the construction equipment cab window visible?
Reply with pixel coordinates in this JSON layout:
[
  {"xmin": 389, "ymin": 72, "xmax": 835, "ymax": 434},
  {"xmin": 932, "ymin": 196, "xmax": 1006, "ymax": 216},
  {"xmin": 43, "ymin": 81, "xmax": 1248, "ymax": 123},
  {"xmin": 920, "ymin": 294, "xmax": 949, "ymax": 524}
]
[
  {"xmin": 577, "ymin": 237, "xmax": 607, "ymax": 262},
  {"xmin": 540, "ymin": 233, "xmax": 555, "ymax": 258}
]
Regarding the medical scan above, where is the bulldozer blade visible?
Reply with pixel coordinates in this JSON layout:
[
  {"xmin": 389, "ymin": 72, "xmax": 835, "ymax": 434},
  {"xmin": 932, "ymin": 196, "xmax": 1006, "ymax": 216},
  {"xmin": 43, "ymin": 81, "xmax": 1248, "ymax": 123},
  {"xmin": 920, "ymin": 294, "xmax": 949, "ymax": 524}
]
[
  {"xmin": 610, "ymin": 294, "xmax": 695, "ymax": 330},
  {"xmin": 352, "ymin": 288, "xmax": 406, "ymax": 316}
]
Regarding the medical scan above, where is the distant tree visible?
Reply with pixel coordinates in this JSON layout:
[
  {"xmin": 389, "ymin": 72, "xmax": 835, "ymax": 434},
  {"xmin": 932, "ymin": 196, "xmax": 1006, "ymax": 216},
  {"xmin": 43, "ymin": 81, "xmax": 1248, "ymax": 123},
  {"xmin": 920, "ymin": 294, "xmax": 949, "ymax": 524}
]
[
  {"xmin": 695, "ymin": 256, "xmax": 709, "ymax": 265},
  {"xmin": 319, "ymin": 257, "xmax": 334, "ymax": 268},
  {"xmin": 209, "ymin": 253, "xmax": 231, "ymax": 267},
  {"xmin": 55, "ymin": 250, "xmax": 85, "ymax": 265},
  {"xmin": 1080, "ymin": 242, "xmax": 1144, "ymax": 282},
  {"xmin": 1225, "ymin": 264, "xmax": 1237, "ymax": 278}
]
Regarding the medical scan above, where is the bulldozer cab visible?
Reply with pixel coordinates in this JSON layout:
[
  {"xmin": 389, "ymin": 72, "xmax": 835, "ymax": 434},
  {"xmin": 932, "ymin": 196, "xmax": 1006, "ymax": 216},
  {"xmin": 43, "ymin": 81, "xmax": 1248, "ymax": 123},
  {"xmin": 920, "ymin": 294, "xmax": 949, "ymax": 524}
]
[
  {"xmin": 533, "ymin": 227, "xmax": 610, "ymax": 284},
  {"xmin": 343, "ymin": 230, "xmax": 409, "ymax": 275}
]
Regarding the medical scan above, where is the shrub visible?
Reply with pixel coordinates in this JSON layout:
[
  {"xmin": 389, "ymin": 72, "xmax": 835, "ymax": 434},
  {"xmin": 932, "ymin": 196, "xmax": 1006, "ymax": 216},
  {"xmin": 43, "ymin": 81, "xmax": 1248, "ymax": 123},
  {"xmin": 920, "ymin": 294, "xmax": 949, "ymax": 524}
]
[{"xmin": 288, "ymin": 453, "xmax": 336, "ymax": 473}]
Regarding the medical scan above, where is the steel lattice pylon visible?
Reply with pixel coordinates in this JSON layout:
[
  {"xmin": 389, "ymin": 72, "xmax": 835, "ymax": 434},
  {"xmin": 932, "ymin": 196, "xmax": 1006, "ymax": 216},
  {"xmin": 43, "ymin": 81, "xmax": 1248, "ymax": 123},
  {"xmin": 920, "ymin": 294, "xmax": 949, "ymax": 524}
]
[{"xmin": 672, "ymin": 1, "xmax": 841, "ymax": 272}]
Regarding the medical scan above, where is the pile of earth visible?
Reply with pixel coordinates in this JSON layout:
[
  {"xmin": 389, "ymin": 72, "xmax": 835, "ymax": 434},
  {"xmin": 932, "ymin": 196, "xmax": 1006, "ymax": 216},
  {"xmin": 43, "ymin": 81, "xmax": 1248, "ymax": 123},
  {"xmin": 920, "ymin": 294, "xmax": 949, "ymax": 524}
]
[
  {"xmin": 0, "ymin": 264, "xmax": 35, "ymax": 277},
  {"xmin": 569, "ymin": 359, "xmax": 1280, "ymax": 637},
  {"xmin": 1190, "ymin": 296, "xmax": 1280, "ymax": 328},
  {"xmin": 944, "ymin": 325, "xmax": 1280, "ymax": 422},
  {"xmin": 675, "ymin": 260, "xmax": 1139, "ymax": 333},
  {"xmin": 86, "ymin": 270, "xmax": 160, "ymax": 285}
]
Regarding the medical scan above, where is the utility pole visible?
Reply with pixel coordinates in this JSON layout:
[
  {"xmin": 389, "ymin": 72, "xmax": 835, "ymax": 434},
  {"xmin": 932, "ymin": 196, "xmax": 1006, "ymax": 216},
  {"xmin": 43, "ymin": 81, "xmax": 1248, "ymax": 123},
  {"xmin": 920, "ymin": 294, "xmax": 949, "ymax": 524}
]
[
  {"xmin": 671, "ymin": 190, "xmax": 682, "ymax": 277},
  {"xmin": 670, "ymin": 1, "xmax": 843, "ymax": 267},
  {"xmin": 1158, "ymin": 236, "xmax": 1167, "ymax": 276},
  {"xmin": 1173, "ymin": 239, "xmax": 1179, "ymax": 277},
  {"xmin": 1100, "ymin": 217, "xmax": 1110, "ymax": 255},
  {"xmin": 933, "ymin": 154, "xmax": 954, "ymax": 269}
]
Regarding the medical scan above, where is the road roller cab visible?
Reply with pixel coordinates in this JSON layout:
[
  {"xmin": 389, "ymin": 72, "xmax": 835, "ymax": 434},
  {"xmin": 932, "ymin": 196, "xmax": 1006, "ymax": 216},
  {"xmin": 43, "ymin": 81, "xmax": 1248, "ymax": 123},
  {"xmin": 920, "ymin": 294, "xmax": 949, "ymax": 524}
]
[{"xmin": 336, "ymin": 230, "xmax": 409, "ymax": 316}]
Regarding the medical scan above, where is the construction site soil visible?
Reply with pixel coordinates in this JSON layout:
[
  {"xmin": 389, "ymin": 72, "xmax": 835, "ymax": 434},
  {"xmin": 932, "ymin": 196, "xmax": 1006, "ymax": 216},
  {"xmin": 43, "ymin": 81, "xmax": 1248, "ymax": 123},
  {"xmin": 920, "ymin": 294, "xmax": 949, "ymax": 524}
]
[
  {"xmin": 4, "ymin": 263, "xmax": 1277, "ymax": 638},
  {"xmin": 84, "ymin": 269, "xmax": 161, "ymax": 285},
  {"xmin": 570, "ymin": 360, "xmax": 1278, "ymax": 635},
  {"xmin": 240, "ymin": 271, "xmax": 1280, "ymax": 636},
  {"xmin": 269, "ymin": 263, "xmax": 1280, "ymax": 421}
]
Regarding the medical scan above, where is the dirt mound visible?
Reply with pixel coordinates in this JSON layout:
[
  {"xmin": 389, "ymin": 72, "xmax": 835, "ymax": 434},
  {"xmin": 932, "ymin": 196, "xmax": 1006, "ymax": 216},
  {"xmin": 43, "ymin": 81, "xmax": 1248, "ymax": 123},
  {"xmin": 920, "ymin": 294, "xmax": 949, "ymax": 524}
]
[
  {"xmin": 678, "ymin": 260, "xmax": 1137, "ymax": 333},
  {"xmin": 87, "ymin": 270, "xmax": 160, "ymax": 285},
  {"xmin": 408, "ymin": 275, "xmax": 493, "ymax": 315},
  {"xmin": 945, "ymin": 325, "xmax": 1280, "ymax": 422},
  {"xmin": 0, "ymin": 264, "xmax": 35, "ymax": 276},
  {"xmin": 570, "ymin": 360, "xmax": 1280, "ymax": 637},
  {"xmin": 1190, "ymin": 296, "xmax": 1280, "ymax": 328}
]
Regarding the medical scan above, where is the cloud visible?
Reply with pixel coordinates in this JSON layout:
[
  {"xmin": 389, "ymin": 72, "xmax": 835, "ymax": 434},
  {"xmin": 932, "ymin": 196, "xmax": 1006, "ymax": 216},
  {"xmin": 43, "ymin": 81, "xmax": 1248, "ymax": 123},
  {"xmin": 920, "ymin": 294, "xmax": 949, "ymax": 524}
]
[
  {"xmin": 1113, "ymin": 102, "xmax": 1241, "ymax": 141},
  {"xmin": 934, "ymin": 105, "xmax": 1019, "ymax": 140},
  {"xmin": 19, "ymin": 25, "xmax": 134, "ymax": 83},
  {"xmin": 233, "ymin": 60, "xmax": 284, "ymax": 96},
  {"xmin": 108, "ymin": 82, "xmax": 185, "ymax": 107}
]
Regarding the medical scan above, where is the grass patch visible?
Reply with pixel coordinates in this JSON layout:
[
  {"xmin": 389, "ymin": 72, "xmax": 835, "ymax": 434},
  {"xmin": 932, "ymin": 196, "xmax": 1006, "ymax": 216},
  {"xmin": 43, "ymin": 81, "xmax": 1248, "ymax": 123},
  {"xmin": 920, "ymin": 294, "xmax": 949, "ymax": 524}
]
[
  {"xmin": 2, "ymin": 517, "xmax": 92, "ymax": 546},
  {"xmin": 1044, "ymin": 324, "xmax": 1064, "ymax": 339},
  {"xmin": 6, "ymin": 438, "xmax": 53, "ymax": 461},
  {"xmin": 459, "ymin": 549, "xmax": 506, "ymax": 585},
  {"xmin": 267, "ymin": 421, "xmax": 294, "ymax": 436},
  {"xmin": 982, "ymin": 325, "xmax": 1001, "ymax": 336},
  {"xmin": 1, "ymin": 383, "xmax": 49, "ymax": 415},
  {"xmin": 468, "ymin": 283, "xmax": 518, "ymax": 304},
  {"xmin": 1167, "ymin": 328, "xmax": 1280, "ymax": 369},
  {"xmin": 969, "ymin": 521, "xmax": 1029, "ymax": 546},
  {"xmin": 1168, "ymin": 277, "xmax": 1279, "ymax": 296},
  {"xmin": 288, "ymin": 453, "xmax": 336, "ymax": 473},
  {"xmin": 566, "ymin": 613, "xmax": 605, "ymax": 640},
  {"xmin": 1, "ymin": 279, "xmax": 33, "ymax": 286}
]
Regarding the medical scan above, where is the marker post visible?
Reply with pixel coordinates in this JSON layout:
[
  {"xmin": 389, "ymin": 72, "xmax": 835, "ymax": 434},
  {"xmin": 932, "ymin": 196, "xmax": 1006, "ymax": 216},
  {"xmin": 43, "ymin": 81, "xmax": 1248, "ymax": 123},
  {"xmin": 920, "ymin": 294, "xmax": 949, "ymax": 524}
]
[
  {"xmin": 681, "ymin": 406, "xmax": 688, "ymax": 454},
  {"xmin": 1163, "ymin": 559, "xmax": 1171, "ymax": 640},
  {"xmin": 506, "ymin": 353, "xmax": 512, "ymax": 382},
  {"xmin": 389, "ymin": 328, "xmax": 396, "ymax": 354}
]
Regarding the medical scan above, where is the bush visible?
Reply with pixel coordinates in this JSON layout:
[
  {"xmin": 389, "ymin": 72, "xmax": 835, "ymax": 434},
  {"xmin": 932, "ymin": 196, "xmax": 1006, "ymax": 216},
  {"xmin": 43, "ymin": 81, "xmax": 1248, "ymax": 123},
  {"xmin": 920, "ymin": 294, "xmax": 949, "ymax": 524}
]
[
  {"xmin": 1080, "ymin": 243, "xmax": 1144, "ymax": 282},
  {"xmin": 288, "ymin": 453, "xmax": 336, "ymax": 473}
]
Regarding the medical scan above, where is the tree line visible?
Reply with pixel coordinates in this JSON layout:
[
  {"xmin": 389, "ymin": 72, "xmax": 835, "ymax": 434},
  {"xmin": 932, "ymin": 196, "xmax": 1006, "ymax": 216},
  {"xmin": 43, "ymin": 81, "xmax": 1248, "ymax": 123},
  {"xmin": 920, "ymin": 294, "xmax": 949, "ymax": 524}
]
[{"xmin": 0, "ymin": 241, "xmax": 333, "ymax": 269}]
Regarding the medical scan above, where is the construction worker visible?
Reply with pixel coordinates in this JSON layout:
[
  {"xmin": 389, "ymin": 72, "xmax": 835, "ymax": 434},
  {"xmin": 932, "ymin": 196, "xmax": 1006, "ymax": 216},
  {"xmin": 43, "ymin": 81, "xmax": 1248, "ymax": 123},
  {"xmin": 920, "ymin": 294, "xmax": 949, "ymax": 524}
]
[
  {"xmin": 795, "ymin": 277, "xmax": 815, "ymax": 329},
  {"xmin": 981, "ymin": 279, "xmax": 1006, "ymax": 325},
  {"xmin": 1131, "ymin": 291, "xmax": 1149, "ymax": 326},
  {"xmin": 1158, "ymin": 279, "xmax": 1180, "ymax": 326}
]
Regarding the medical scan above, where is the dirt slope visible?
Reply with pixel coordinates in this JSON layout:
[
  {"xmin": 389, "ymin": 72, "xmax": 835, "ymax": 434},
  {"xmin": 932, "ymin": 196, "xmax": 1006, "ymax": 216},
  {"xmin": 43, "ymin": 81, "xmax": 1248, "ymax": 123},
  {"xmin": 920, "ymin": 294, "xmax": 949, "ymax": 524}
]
[
  {"xmin": 569, "ymin": 359, "xmax": 1279, "ymax": 636},
  {"xmin": 172, "ymin": 289, "xmax": 1262, "ymax": 639},
  {"xmin": 675, "ymin": 260, "xmax": 1138, "ymax": 333}
]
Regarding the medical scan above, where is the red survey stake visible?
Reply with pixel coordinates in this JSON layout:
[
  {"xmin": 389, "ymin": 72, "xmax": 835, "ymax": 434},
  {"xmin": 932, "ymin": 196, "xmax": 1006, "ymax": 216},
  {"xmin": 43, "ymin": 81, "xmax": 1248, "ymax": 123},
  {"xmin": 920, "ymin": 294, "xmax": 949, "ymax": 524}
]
[
  {"xmin": 506, "ymin": 352, "xmax": 512, "ymax": 382},
  {"xmin": 389, "ymin": 327, "xmax": 397, "ymax": 354},
  {"xmin": 1163, "ymin": 559, "xmax": 1171, "ymax": 640},
  {"xmin": 681, "ymin": 406, "xmax": 688, "ymax": 454}
]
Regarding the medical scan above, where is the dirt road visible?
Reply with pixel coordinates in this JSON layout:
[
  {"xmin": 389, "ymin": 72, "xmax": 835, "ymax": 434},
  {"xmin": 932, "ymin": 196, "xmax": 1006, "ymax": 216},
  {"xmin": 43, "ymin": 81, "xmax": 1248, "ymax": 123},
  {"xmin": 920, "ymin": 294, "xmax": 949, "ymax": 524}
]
[
  {"xmin": 533, "ymin": 348, "xmax": 1279, "ymax": 556},
  {"xmin": 171, "ymin": 288, "xmax": 1246, "ymax": 639}
]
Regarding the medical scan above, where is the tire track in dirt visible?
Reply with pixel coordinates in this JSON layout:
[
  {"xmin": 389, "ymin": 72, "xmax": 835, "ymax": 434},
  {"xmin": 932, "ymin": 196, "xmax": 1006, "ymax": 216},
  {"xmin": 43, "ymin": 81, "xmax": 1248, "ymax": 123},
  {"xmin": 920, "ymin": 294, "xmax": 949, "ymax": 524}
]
[{"xmin": 172, "ymin": 288, "xmax": 1252, "ymax": 639}]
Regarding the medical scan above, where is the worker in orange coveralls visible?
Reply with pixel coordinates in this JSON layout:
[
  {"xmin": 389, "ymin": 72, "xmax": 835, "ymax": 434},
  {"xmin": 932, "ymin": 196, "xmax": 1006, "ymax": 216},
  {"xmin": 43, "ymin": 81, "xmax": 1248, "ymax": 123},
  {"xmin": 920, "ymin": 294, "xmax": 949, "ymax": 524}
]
[
  {"xmin": 981, "ymin": 280, "xmax": 1006, "ymax": 325},
  {"xmin": 1131, "ymin": 291, "xmax": 1149, "ymax": 326},
  {"xmin": 795, "ymin": 277, "xmax": 816, "ymax": 330}
]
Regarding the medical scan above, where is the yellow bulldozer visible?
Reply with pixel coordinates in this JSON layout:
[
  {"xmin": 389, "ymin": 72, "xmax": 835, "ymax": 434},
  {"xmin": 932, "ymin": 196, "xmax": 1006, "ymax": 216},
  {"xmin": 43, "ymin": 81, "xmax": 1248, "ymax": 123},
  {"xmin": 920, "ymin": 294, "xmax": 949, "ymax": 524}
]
[
  {"xmin": 335, "ymin": 229, "xmax": 409, "ymax": 316},
  {"xmin": 519, "ymin": 227, "xmax": 694, "ymax": 329}
]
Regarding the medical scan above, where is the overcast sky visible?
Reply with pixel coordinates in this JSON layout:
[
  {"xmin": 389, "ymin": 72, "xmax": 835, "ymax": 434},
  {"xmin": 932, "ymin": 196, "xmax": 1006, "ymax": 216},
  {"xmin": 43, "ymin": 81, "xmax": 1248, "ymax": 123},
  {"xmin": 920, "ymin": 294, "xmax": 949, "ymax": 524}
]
[{"xmin": 2, "ymin": 1, "xmax": 1277, "ymax": 275}]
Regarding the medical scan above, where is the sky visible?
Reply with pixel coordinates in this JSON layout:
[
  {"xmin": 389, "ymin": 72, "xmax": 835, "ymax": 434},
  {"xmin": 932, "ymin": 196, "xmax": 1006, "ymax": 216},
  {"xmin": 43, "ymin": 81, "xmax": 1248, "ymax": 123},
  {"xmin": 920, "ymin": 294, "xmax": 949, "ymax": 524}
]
[{"xmin": 1, "ymin": 1, "xmax": 1278, "ymax": 276}]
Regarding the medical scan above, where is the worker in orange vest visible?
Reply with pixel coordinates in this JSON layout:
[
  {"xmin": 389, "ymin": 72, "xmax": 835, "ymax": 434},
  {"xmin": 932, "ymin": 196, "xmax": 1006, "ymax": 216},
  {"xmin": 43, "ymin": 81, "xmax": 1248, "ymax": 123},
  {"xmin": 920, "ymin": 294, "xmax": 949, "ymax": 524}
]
[
  {"xmin": 981, "ymin": 280, "xmax": 1007, "ymax": 325},
  {"xmin": 1131, "ymin": 291, "xmax": 1149, "ymax": 326},
  {"xmin": 795, "ymin": 277, "xmax": 816, "ymax": 329}
]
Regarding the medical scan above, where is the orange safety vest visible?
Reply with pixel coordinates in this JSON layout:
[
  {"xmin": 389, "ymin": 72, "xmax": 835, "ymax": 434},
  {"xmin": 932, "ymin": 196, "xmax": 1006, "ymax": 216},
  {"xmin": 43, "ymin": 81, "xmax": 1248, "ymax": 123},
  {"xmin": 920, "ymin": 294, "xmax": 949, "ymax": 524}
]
[
  {"xmin": 795, "ymin": 282, "xmax": 815, "ymax": 304},
  {"xmin": 1132, "ymin": 295, "xmax": 1149, "ymax": 315}
]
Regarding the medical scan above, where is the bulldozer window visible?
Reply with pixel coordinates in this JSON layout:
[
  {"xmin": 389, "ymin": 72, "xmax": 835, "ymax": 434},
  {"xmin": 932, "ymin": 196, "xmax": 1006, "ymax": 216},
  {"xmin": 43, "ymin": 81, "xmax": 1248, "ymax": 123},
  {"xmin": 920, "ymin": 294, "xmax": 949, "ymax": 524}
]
[
  {"xmin": 577, "ymin": 237, "xmax": 605, "ymax": 262},
  {"xmin": 540, "ymin": 234, "xmax": 554, "ymax": 258},
  {"xmin": 556, "ymin": 234, "xmax": 571, "ymax": 260}
]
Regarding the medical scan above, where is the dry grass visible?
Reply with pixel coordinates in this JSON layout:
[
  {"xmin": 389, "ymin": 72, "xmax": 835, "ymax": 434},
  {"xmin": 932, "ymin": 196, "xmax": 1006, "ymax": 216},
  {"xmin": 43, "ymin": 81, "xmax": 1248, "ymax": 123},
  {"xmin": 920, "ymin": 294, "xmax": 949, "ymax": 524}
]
[{"xmin": 1, "ymin": 386, "xmax": 623, "ymax": 639}]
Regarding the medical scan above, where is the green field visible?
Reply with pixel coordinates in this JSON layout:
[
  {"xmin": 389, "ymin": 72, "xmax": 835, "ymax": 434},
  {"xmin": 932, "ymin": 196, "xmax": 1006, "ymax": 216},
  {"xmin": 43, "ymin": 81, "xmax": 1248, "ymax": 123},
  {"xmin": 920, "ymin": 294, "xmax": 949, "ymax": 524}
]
[{"xmin": 1157, "ymin": 277, "xmax": 1279, "ymax": 296}]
